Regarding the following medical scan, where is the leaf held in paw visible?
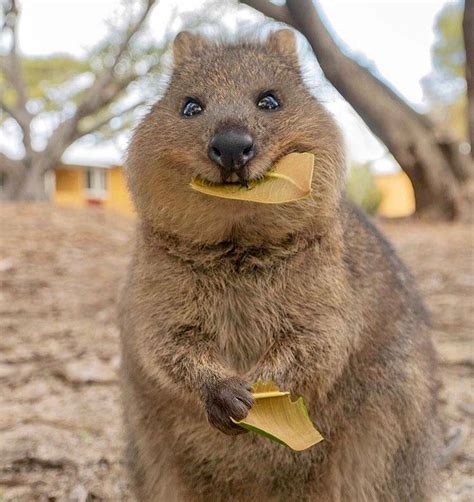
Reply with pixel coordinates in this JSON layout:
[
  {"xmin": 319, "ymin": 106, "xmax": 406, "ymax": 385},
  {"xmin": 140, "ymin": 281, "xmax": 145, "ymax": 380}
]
[
  {"xmin": 231, "ymin": 380, "xmax": 323, "ymax": 451},
  {"xmin": 190, "ymin": 152, "xmax": 315, "ymax": 204}
]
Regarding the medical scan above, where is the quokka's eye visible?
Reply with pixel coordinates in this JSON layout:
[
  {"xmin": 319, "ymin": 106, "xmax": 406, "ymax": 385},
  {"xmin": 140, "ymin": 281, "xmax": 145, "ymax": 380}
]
[
  {"xmin": 182, "ymin": 98, "xmax": 204, "ymax": 117},
  {"xmin": 257, "ymin": 91, "xmax": 280, "ymax": 111}
]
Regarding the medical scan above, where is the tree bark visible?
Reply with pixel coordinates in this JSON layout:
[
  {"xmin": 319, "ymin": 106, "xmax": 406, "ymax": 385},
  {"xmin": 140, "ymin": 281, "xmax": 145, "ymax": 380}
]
[
  {"xmin": 464, "ymin": 0, "xmax": 474, "ymax": 157},
  {"xmin": 14, "ymin": 158, "xmax": 53, "ymax": 201},
  {"xmin": 0, "ymin": 153, "xmax": 25, "ymax": 200},
  {"xmin": 0, "ymin": 157, "xmax": 49, "ymax": 201},
  {"xmin": 241, "ymin": 0, "xmax": 474, "ymax": 220}
]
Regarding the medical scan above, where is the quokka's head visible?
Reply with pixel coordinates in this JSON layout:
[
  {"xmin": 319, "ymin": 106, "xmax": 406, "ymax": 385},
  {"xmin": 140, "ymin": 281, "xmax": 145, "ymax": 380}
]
[{"xmin": 127, "ymin": 30, "xmax": 345, "ymax": 244}]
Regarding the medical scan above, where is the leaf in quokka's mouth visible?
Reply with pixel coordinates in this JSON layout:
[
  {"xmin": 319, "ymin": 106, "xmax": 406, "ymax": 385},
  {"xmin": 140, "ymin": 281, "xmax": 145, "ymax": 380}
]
[
  {"xmin": 231, "ymin": 380, "xmax": 323, "ymax": 451},
  {"xmin": 190, "ymin": 152, "xmax": 315, "ymax": 204}
]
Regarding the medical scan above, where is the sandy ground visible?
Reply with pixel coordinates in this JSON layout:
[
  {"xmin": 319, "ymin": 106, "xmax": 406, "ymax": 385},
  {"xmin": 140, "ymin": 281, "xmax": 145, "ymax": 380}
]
[{"xmin": 0, "ymin": 204, "xmax": 472, "ymax": 501}]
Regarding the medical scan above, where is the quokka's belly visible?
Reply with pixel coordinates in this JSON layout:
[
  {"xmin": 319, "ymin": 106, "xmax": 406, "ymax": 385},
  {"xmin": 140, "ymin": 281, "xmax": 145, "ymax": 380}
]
[{"xmin": 164, "ymin": 411, "xmax": 324, "ymax": 496}]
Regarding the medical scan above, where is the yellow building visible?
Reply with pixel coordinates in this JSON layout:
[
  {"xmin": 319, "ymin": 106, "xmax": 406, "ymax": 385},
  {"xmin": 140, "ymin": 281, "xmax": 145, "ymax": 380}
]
[
  {"xmin": 374, "ymin": 171, "xmax": 415, "ymax": 217},
  {"xmin": 52, "ymin": 164, "xmax": 415, "ymax": 218},
  {"xmin": 53, "ymin": 163, "xmax": 134, "ymax": 216}
]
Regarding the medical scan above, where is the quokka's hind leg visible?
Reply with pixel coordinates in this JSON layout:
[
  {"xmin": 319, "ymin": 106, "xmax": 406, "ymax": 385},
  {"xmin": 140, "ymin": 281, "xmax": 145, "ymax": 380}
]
[
  {"xmin": 125, "ymin": 432, "xmax": 200, "ymax": 502},
  {"xmin": 380, "ymin": 426, "xmax": 442, "ymax": 502}
]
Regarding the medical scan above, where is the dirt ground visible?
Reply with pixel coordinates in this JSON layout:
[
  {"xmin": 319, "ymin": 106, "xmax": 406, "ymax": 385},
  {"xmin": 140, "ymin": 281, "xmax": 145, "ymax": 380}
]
[{"xmin": 0, "ymin": 204, "xmax": 472, "ymax": 501}]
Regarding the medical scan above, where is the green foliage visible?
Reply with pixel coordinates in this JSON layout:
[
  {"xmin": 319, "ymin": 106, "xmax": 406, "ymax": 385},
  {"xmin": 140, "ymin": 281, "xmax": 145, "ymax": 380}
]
[
  {"xmin": 422, "ymin": 0, "xmax": 466, "ymax": 139},
  {"xmin": 346, "ymin": 164, "xmax": 382, "ymax": 215},
  {"xmin": 0, "ymin": 54, "xmax": 92, "ymax": 112},
  {"xmin": 432, "ymin": 1, "xmax": 465, "ymax": 80},
  {"xmin": 22, "ymin": 56, "xmax": 91, "ymax": 98}
]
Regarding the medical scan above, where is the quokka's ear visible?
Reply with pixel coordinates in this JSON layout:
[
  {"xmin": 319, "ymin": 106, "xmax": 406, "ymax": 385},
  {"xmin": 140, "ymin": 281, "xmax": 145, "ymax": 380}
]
[
  {"xmin": 173, "ymin": 31, "xmax": 208, "ymax": 65},
  {"xmin": 267, "ymin": 29, "xmax": 297, "ymax": 58}
]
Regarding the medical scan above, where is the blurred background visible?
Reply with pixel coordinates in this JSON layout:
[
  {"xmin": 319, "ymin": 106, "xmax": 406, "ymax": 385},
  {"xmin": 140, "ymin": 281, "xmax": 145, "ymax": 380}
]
[{"xmin": 0, "ymin": 1, "xmax": 472, "ymax": 501}]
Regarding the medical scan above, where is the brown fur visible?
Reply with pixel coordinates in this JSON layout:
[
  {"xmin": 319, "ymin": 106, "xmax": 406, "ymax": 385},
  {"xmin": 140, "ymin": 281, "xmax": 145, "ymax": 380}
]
[{"xmin": 120, "ymin": 30, "xmax": 441, "ymax": 501}]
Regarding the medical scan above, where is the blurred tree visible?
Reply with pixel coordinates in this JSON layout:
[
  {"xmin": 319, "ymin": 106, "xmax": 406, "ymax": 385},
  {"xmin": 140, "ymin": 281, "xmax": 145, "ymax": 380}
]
[
  {"xmin": 464, "ymin": 0, "xmax": 474, "ymax": 156},
  {"xmin": 0, "ymin": 0, "xmax": 170, "ymax": 200},
  {"xmin": 422, "ymin": 0, "xmax": 467, "ymax": 140},
  {"xmin": 240, "ymin": 0, "xmax": 473, "ymax": 220},
  {"xmin": 346, "ymin": 164, "xmax": 382, "ymax": 216}
]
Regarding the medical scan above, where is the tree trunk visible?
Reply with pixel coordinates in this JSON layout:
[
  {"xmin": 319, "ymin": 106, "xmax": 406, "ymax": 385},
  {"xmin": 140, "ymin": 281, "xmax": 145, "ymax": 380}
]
[
  {"xmin": 0, "ymin": 154, "xmax": 56, "ymax": 201},
  {"xmin": 285, "ymin": 0, "xmax": 473, "ymax": 220},
  {"xmin": 242, "ymin": 0, "xmax": 473, "ymax": 220},
  {"xmin": 1, "ymin": 169, "xmax": 48, "ymax": 201},
  {"xmin": 15, "ymin": 168, "xmax": 49, "ymax": 200},
  {"xmin": 464, "ymin": 0, "xmax": 474, "ymax": 157},
  {"xmin": 0, "ymin": 154, "xmax": 23, "ymax": 200}
]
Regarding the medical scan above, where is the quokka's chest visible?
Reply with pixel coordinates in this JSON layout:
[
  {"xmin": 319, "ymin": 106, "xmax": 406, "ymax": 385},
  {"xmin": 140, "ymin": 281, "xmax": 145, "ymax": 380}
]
[{"xmin": 194, "ymin": 270, "xmax": 296, "ymax": 372}]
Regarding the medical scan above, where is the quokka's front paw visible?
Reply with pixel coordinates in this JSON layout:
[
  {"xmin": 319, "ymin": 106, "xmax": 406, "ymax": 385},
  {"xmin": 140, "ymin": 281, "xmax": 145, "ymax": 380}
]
[{"xmin": 203, "ymin": 377, "xmax": 255, "ymax": 435}]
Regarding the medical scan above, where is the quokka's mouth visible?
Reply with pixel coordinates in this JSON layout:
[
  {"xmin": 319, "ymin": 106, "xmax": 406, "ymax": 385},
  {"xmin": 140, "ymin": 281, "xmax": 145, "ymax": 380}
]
[
  {"xmin": 193, "ymin": 176, "xmax": 265, "ymax": 189},
  {"xmin": 222, "ymin": 172, "xmax": 251, "ymax": 186},
  {"xmin": 189, "ymin": 153, "xmax": 315, "ymax": 205}
]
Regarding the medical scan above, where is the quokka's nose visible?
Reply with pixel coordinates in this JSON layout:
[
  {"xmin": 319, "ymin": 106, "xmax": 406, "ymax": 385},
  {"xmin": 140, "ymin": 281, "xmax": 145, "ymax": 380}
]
[{"xmin": 208, "ymin": 129, "xmax": 256, "ymax": 179}]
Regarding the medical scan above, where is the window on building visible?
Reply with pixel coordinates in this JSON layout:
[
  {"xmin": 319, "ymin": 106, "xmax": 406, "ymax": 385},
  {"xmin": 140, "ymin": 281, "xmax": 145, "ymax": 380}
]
[{"xmin": 85, "ymin": 169, "xmax": 108, "ymax": 199}]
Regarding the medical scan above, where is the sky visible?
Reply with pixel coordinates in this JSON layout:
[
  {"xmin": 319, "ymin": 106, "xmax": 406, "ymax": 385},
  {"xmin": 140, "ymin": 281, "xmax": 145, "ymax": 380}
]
[{"xmin": 2, "ymin": 0, "xmax": 453, "ymax": 170}]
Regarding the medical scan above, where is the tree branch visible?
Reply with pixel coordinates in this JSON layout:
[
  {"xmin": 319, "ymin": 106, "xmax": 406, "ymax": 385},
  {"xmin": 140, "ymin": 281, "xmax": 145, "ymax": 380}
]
[
  {"xmin": 109, "ymin": 0, "xmax": 157, "ymax": 72},
  {"xmin": 73, "ymin": 0, "xmax": 157, "ymax": 123},
  {"xmin": 241, "ymin": 1, "xmax": 432, "ymax": 130},
  {"xmin": 0, "ymin": 96, "xmax": 19, "ymax": 121},
  {"xmin": 80, "ymin": 72, "xmax": 140, "ymax": 118},
  {"xmin": 0, "ymin": 94, "xmax": 34, "ymax": 166},
  {"xmin": 0, "ymin": 95, "xmax": 32, "ymax": 127},
  {"xmin": 38, "ymin": 95, "xmax": 147, "ymax": 172},
  {"xmin": 240, "ymin": 0, "xmax": 295, "ymax": 26},
  {"xmin": 464, "ymin": 0, "xmax": 474, "ymax": 157},
  {"xmin": 2, "ymin": 0, "xmax": 29, "ymax": 113},
  {"xmin": 239, "ymin": 0, "xmax": 470, "ymax": 218},
  {"xmin": 1, "ymin": 0, "xmax": 34, "ymax": 165},
  {"xmin": 33, "ymin": 0, "xmax": 160, "ymax": 179},
  {"xmin": 74, "ymin": 98, "xmax": 149, "ymax": 139}
]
